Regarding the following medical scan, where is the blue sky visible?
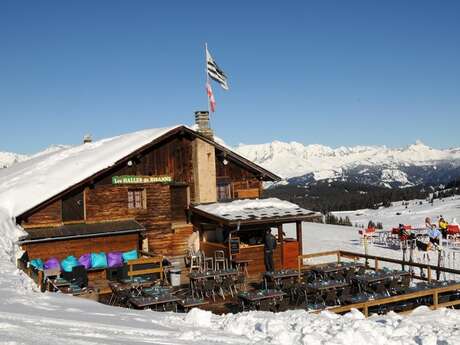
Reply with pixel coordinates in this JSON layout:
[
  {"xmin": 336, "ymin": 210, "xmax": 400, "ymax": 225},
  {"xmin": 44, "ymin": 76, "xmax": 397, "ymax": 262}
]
[{"xmin": 0, "ymin": 1, "xmax": 459, "ymax": 153}]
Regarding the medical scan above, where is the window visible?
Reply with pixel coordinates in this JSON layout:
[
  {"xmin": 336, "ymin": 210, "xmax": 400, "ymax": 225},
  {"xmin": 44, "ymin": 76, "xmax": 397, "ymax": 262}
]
[
  {"xmin": 62, "ymin": 189, "xmax": 84, "ymax": 222},
  {"xmin": 217, "ymin": 183, "xmax": 232, "ymax": 202},
  {"xmin": 128, "ymin": 189, "xmax": 146, "ymax": 209}
]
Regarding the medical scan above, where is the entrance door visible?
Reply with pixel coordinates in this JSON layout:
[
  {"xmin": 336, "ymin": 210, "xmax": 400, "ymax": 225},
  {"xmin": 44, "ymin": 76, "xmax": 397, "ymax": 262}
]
[
  {"xmin": 62, "ymin": 189, "xmax": 84, "ymax": 222},
  {"xmin": 170, "ymin": 185, "xmax": 189, "ymax": 223}
]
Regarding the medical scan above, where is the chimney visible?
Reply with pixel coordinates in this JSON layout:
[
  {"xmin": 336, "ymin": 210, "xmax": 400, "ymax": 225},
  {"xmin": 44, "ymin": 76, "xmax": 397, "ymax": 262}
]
[
  {"xmin": 194, "ymin": 111, "xmax": 213, "ymax": 140},
  {"xmin": 83, "ymin": 134, "xmax": 92, "ymax": 144}
]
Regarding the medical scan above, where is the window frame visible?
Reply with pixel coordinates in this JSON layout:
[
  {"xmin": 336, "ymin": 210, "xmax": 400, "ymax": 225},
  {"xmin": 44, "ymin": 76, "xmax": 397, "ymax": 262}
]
[{"xmin": 128, "ymin": 188, "xmax": 147, "ymax": 209}]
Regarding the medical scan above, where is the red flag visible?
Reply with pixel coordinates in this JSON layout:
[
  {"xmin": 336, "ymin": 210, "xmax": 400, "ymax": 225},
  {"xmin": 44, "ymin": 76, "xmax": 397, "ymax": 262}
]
[{"xmin": 206, "ymin": 82, "xmax": 216, "ymax": 112}]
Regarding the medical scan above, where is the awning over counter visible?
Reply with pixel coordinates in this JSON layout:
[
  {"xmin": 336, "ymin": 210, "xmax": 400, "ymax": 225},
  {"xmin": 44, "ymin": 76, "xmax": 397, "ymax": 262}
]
[
  {"xmin": 19, "ymin": 220, "xmax": 145, "ymax": 244},
  {"xmin": 191, "ymin": 198, "xmax": 321, "ymax": 226}
]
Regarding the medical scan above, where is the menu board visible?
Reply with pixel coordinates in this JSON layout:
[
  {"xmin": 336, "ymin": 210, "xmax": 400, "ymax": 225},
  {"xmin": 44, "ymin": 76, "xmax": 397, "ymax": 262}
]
[{"xmin": 229, "ymin": 237, "xmax": 240, "ymax": 255}]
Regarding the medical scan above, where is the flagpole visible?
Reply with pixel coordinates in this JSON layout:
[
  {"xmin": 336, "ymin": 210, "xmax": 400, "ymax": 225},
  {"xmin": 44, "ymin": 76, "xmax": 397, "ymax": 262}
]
[{"xmin": 205, "ymin": 42, "xmax": 213, "ymax": 129}]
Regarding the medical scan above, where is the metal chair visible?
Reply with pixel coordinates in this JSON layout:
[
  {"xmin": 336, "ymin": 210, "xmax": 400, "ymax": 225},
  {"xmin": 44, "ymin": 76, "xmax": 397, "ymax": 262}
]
[
  {"xmin": 189, "ymin": 255, "xmax": 201, "ymax": 273},
  {"xmin": 203, "ymin": 279, "xmax": 216, "ymax": 302},
  {"xmin": 324, "ymin": 289, "xmax": 338, "ymax": 306},
  {"xmin": 200, "ymin": 251, "xmax": 214, "ymax": 271},
  {"xmin": 214, "ymin": 250, "xmax": 227, "ymax": 270},
  {"xmin": 338, "ymin": 286, "xmax": 352, "ymax": 305}
]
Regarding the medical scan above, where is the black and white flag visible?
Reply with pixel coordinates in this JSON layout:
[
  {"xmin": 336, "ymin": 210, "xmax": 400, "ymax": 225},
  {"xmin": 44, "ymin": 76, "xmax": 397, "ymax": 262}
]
[{"xmin": 206, "ymin": 47, "xmax": 229, "ymax": 90}]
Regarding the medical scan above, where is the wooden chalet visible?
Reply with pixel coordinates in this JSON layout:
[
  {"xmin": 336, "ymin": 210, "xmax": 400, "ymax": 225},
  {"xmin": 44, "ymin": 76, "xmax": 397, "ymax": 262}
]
[{"xmin": 15, "ymin": 111, "xmax": 319, "ymax": 283}]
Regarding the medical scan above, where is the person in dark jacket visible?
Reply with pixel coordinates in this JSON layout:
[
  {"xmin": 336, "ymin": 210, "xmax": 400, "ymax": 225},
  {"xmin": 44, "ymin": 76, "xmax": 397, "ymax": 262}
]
[{"xmin": 264, "ymin": 228, "xmax": 277, "ymax": 272}]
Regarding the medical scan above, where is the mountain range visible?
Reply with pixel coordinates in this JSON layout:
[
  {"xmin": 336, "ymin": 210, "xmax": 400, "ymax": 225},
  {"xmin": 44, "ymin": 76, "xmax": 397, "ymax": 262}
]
[
  {"xmin": 235, "ymin": 140, "xmax": 460, "ymax": 188},
  {"xmin": 0, "ymin": 145, "xmax": 70, "ymax": 169},
  {"xmin": 3, "ymin": 140, "xmax": 460, "ymax": 189}
]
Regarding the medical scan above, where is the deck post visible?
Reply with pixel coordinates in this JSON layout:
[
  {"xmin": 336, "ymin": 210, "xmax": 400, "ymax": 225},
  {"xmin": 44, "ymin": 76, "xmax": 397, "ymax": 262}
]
[
  {"xmin": 433, "ymin": 291, "xmax": 438, "ymax": 309},
  {"xmin": 278, "ymin": 224, "xmax": 284, "ymax": 268},
  {"xmin": 296, "ymin": 221, "xmax": 303, "ymax": 257}
]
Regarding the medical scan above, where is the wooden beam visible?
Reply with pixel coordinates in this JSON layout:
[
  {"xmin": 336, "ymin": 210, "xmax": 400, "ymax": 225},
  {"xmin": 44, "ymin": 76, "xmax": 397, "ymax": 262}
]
[
  {"xmin": 296, "ymin": 221, "xmax": 303, "ymax": 257},
  {"xmin": 278, "ymin": 224, "xmax": 284, "ymax": 268}
]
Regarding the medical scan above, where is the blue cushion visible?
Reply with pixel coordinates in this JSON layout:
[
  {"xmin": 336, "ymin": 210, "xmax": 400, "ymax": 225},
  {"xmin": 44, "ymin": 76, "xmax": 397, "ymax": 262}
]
[
  {"xmin": 61, "ymin": 256, "xmax": 79, "ymax": 273},
  {"xmin": 91, "ymin": 252, "xmax": 108, "ymax": 269},
  {"xmin": 30, "ymin": 258, "xmax": 44, "ymax": 270},
  {"xmin": 122, "ymin": 249, "xmax": 138, "ymax": 262}
]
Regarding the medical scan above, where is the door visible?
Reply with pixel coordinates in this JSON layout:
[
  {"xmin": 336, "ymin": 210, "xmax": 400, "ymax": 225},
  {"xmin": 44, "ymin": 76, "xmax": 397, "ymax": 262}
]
[{"xmin": 170, "ymin": 185, "xmax": 189, "ymax": 222}]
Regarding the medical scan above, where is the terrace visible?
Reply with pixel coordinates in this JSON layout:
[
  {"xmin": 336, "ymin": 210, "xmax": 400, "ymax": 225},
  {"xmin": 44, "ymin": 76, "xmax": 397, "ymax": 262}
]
[{"xmin": 19, "ymin": 249, "xmax": 460, "ymax": 316}]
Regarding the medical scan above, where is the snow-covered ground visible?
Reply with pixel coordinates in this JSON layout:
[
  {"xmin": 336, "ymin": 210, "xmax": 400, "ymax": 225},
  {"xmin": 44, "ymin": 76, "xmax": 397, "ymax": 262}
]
[
  {"xmin": 1, "ymin": 210, "xmax": 460, "ymax": 344},
  {"xmin": 333, "ymin": 195, "xmax": 460, "ymax": 229}
]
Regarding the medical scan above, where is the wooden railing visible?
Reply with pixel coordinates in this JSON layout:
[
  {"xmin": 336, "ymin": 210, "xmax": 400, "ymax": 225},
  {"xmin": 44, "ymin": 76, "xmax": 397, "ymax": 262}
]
[
  {"xmin": 324, "ymin": 282, "xmax": 460, "ymax": 317},
  {"xmin": 297, "ymin": 250, "xmax": 460, "ymax": 316},
  {"xmin": 298, "ymin": 250, "xmax": 460, "ymax": 282}
]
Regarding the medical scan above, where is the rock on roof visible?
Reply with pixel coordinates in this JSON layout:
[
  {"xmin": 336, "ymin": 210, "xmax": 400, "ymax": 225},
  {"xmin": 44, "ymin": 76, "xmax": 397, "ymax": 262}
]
[
  {"xmin": 0, "ymin": 126, "xmax": 180, "ymax": 218},
  {"xmin": 194, "ymin": 198, "xmax": 320, "ymax": 223}
]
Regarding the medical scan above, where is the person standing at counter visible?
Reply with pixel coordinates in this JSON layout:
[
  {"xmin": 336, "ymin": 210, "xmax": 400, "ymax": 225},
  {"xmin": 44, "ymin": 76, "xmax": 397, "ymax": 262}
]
[{"xmin": 264, "ymin": 228, "xmax": 277, "ymax": 272}]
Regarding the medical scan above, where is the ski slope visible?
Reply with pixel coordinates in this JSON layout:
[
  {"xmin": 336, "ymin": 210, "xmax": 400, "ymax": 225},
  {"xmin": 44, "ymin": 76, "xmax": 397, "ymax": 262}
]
[{"xmin": 333, "ymin": 195, "xmax": 460, "ymax": 229}]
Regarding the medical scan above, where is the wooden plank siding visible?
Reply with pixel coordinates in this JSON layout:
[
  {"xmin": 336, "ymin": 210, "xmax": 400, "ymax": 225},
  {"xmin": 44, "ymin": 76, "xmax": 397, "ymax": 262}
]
[
  {"xmin": 233, "ymin": 246, "xmax": 282, "ymax": 278},
  {"xmin": 22, "ymin": 233, "xmax": 139, "ymax": 261},
  {"xmin": 216, "ymin": 158, "xmax": 263, "ymax": 200},
  {"xmin": 23, "ymin": 200, "xmax": 62, "ymax": 228}
]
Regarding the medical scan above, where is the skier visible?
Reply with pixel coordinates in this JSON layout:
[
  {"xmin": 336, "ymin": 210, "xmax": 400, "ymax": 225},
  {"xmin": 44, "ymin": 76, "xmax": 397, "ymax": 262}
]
[
  {"xmin": 438, "ymin": 216, "xmax": 449, "ymax": 238},
  {"xmin": 263, "ymin": 228, "xmax": 277, "ymax": 272},
  {"xmin": 428, "ymin": 224, "xmax": 442, "ymax": 246}
]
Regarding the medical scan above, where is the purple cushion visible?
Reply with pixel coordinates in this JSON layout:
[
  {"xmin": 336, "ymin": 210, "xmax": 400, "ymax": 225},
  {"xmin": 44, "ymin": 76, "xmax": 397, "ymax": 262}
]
[
  {"xmin": 78, "ymin": 254, "xmax": 92, "ymax": 269},
  {"xmin": 44, "ymin": 257, "xmax": 60, "ymax": 270},
  {"xmin": 107, "ymin": 252, "xmax": 123, "ymax": 268}
]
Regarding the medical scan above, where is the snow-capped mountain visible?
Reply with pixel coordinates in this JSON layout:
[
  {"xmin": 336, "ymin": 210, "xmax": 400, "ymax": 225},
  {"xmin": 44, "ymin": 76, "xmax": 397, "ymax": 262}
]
[
  {"xmin": 0, "ymin": 152, "xmax": 28, "ymax": 168},
  {"xmin": 235, "ymin": 140, "xmax": 460, "ymax": 188},
  {"xmin": 0, "ymin": 145, "xmax": 70, "ymax": 169}
]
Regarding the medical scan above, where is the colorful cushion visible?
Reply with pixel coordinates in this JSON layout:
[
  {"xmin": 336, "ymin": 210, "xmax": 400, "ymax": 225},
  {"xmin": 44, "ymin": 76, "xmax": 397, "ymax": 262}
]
[
  {"xmin": 107, "ymin": 252, "xmax": 123, "ymax": 268},
  {"xmin": 61, "ymin": 256, "xmax": 80, "ymax": 273},
  {"xmin": 30, "ymin": 258, "xmax": 44, "ymax": 270},
  {"xmin": 78, "ymin": 253, "xmax": 92, "ymax": 269},
  {"xmin": 44, "ymin": 257, "xmax": 60, "ymax": 270},
  {"xmin": 122, "ymin": 249, "xmax": 138, "ymax": 263},
  {"xmin": 90, "ymin": 252, "xmax": 108, "ymax": 269}
]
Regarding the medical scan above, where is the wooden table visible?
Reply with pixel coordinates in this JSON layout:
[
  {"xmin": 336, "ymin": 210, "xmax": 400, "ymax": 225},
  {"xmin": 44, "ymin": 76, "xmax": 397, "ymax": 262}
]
[
  {"xmin": 189, "ymin": 269, "xmax": 238, "ymax": 298},
  {"xmin": 232, "ymin": 259, "xmax": 252, "ymax": 277},
  {"xmin": 311, "ymin": 262, "xmax": 364, "ymax": 278},
  {"xmin": 264, "ymin": 269, "xmax": 299, "ymax": 289},
  {"xmin": 128, "ymin": 295, "xmax": 180, "ymax": 311},
  {"xmin": 353, "ymin": 270, "xmax": 410, "ymax": 292},
  {"xmin": 238, "ymin": 290, "xmax": 286, "ymax": 311},
  {"xmin": 177, "ymin": 298, "xmax": 209, "ymax": 312},
  {"xmin": 306, "ymin": 280, "xmax": 350, "ymax": 293}
]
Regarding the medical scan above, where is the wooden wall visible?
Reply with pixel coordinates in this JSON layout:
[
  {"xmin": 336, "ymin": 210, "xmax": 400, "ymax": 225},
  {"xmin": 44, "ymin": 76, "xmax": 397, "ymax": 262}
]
[
  {"xmin": 23, "ymin": 233, "xmax": 139, "ymax": 261},
  {"xmin": 23, "ymin": 200, "xmax": 62, "ymax": 227},
  {"xmin": 283, "ymin": 240, "xmax": 299, "ymax": 269},
  {"xmin": 233, "ymin": 245, "xmax": 282, "ymax": 278},
  {"xmin": 85, "ymin": 184, "xmax": 171, "ymax": 223},
  {"xmin": 216, "ymin": 158, "xmax": 262, "ymax": 199}
]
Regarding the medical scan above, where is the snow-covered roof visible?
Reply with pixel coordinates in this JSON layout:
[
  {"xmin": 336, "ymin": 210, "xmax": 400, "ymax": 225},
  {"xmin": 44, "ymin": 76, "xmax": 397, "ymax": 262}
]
[
  {"xmin": 0, "ymin": 126, "xmax": 181, "ymax": 218},
  {"xmin": 193, "ymin": 198, "xmax": 320, "ymax": 223}
]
